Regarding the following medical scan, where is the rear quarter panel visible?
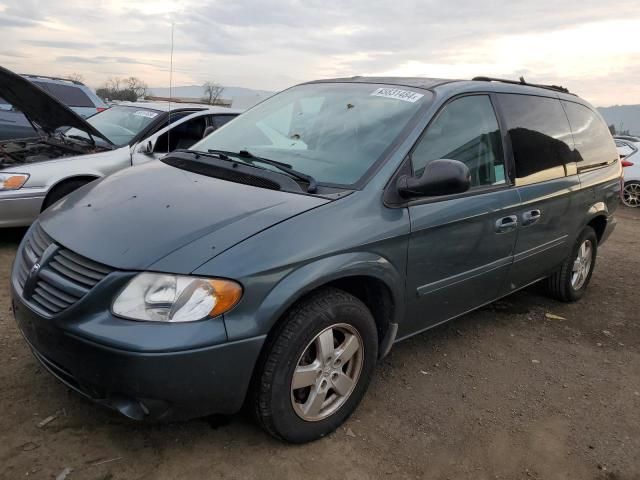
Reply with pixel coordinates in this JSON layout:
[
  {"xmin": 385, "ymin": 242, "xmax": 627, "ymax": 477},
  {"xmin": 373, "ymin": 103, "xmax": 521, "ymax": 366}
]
[{"xmin": 578, "ymin": 161, "xmax": 622, "ymax": 236}]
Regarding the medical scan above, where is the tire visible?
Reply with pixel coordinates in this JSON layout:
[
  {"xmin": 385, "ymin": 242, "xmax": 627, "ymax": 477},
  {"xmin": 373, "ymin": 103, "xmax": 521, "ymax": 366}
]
[
  {"xmin": 546, "ymin": 226, "xmax": 598, "ymax": 302},
  {"xmin": 252, "ymin": 287, "xmax": 378, "ymax": 443},
  {"xmin": 42, "ymin": 179, "xmax": 92, "ymax": 211},
  {"xmin": 622, "ymin": 181, "xmax": 640, "ymax": 208}
]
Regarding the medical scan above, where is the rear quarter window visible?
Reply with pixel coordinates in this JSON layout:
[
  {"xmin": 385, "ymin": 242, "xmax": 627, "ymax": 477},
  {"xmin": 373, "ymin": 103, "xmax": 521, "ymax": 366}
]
[
  {"xmin": 562, "ymin": 101, "xmax": 618, "ymax": 171},
  {"xmin": 33, "ymin": 82, "xmax": 95, "ymax": 108},
  {"xmin": 498, "ymin": 94, "xmax": 574, "ymax": 185}
]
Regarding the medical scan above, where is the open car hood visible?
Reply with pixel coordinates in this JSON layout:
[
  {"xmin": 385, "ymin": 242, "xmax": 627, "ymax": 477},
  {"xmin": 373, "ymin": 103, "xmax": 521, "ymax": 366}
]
[{"xmin": 0, "ymin": 65, "xmax": 112, "ymax": 144}]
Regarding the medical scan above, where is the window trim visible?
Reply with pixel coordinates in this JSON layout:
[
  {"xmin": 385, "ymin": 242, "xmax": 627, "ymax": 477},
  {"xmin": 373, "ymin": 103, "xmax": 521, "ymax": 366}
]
[{"xmin": 384, "ymin": 92, "xmax": 514, "ymax": 208}]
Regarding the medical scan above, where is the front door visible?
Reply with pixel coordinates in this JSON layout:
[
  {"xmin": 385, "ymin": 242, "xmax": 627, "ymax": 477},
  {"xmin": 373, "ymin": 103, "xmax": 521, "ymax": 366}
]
[
  {"xmin": 401, "ymin": 94, "xmax": 520, "ymax": 339},
  {"xmin": 131, "ymin": 112, "xmax": 209, "ymax": 165}
]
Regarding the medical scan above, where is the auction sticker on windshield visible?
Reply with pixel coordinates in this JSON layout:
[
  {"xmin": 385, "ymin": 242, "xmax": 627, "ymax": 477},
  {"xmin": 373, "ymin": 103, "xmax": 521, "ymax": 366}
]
[
  {"xmin": 370, "ymin": 88, "xmax": 424, "ymax": 103},
  {"xmin": 133, "ymin": 110, "xmax": 159, "ymax": 118}
]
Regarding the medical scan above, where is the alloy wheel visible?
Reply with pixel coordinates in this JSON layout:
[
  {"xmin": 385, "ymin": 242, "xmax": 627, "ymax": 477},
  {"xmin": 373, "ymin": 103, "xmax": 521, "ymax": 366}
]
[
  {"xmin": 290, "ymin": 323, "xmax": 364, "ymax": 422},
  {"xmin": 571, "ymin": 239, "xmax": 593, "ymax": 290},
  {"xmin": 622, "ymin": 182, "xmax": 640, "ymax": 207}
]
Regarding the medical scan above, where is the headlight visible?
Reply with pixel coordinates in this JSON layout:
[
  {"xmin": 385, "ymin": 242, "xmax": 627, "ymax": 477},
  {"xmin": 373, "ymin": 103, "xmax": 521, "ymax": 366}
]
[
  {"xmin": 0, "ymin": 173, "xmax": 29, "ymax": 191},
  {"xmin": 112, "ymin": 273, "xmax": 242, "ymax": 322}
]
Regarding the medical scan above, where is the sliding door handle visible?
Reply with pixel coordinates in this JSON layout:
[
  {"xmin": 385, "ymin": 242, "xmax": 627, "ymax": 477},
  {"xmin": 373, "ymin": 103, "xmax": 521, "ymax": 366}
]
[{"xmin": 522, "ymin": 209, "xmax": 542, "ymax": 226}]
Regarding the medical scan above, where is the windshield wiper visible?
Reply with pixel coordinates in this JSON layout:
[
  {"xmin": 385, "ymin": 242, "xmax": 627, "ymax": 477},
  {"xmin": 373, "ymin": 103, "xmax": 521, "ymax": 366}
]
[{"xmin": 207, "ymin": 149, "xmax": 318, "ymax": 193}]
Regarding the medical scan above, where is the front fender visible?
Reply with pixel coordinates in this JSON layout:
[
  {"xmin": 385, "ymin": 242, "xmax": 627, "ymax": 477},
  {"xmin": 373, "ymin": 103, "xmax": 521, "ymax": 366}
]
[{"xmin": 222, "ymin": 251, "xmax": 405, "ymax": 342}]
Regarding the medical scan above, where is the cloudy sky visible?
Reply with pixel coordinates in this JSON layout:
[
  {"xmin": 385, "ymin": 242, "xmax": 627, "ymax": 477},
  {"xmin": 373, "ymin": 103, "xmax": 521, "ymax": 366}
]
[{"xmin": 1, "ymin": 0, "xmax": 639, "ymax": 106}]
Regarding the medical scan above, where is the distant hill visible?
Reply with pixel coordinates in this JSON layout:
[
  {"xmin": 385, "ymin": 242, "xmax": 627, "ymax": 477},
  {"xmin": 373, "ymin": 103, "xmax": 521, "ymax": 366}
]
[
  {"xmin": 598, "ymin": 105, "xmax": 640, "ymax": 135},
  {"xmin": 148, "ymin": 85, "xmax": 275, "ymax": 109}
]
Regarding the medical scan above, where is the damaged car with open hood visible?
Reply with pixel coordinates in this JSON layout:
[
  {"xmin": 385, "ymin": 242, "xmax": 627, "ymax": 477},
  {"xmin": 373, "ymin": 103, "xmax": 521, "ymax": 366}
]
[
  {"xmin": 11, "ymin": 76, "xmax": 621, "ymax": 443},
  {"xmin": 0, "ymin": 65, "xmax": 241, "ymax": 227}
]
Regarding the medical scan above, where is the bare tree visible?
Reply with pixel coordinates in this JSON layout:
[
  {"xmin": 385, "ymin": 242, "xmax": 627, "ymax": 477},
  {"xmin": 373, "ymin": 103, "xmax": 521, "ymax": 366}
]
[
  {"xmin": 202, "ymin": 81, "xmax": 224, "ymax": 105},
  {"xmin": 106, "ymin": 77, "xmax": 122, "ymax": 92},
  {"xmin": 67, "ymin": 72, "xmax": 84, "ymax": 83},
  {"xmin": 124, "ymin": 76, "xmax": 149, "ymax": 98},
  {"xmin": 96, "ymin": 76, "xmax": 148, "ymax": 102}
]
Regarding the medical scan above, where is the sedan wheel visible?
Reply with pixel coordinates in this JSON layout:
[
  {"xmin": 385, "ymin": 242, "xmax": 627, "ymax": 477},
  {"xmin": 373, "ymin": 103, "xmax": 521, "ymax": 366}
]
[{"xmin": 622, "ymin": 181, "xmax": 640, "ymax": 207}]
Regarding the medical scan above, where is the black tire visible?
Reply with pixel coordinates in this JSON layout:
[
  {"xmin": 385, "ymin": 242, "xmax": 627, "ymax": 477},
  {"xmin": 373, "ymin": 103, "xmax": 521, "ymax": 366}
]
[
  {"xmin": 42, "ymin": 179, "xmax": 92, "ymax": 211},
  {"xmin": 252, "ymin": 287, "xmax": 378, "ymax": 443},
  {"xmin": 546, "ymin": 226, "xmax": 598, "ymax": 302}
]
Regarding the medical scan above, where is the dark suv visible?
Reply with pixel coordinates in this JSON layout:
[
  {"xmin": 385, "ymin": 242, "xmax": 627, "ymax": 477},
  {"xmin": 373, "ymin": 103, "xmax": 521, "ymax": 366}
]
[
  {"xmin": 0, "ymin": 73, "xmax": 107, "ymax": 140},
  {"xmin": 11, "ymin": 76, "xmax": 621, "ymax": 443}
]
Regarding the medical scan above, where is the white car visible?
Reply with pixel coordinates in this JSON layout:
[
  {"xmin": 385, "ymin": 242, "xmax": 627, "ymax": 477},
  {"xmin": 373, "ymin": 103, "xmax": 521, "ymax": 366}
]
[
  {"xmin": 615, "ymin": 137, "xmax": 640, "ymax": 207},
  {"xmin": 0, "ymin": 65, "xmax": 242, "ymax": 227}
]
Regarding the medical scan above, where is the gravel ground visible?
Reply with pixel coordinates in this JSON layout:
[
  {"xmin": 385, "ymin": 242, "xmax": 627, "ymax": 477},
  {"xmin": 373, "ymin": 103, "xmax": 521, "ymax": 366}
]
[{"xmin": 0, "ymin": 207, "xmax": 638, "ymax": 480}]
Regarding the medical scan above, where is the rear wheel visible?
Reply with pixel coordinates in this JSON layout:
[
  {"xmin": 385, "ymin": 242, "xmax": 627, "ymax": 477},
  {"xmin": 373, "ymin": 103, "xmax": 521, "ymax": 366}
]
[
  {"xmin": 253, "ymin": 288, "xmax": 378, "ymax": 443},
  {"xmin": 546, "ymin": 226, "xmax": 598, "ymax": 302},
  {"xmin": 622, "ymin": 181, "xmax": 640, "ymax": 208}
]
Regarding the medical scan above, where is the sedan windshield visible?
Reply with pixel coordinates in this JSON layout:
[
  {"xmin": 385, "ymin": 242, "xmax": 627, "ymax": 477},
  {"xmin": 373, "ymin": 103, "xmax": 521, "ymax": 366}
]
[
  {"xmin": 192, "ymin": 83, "xmax": 432, "ymax": 186},
  {"xmin": 65, "ymin": 106, "xmax": 161, "ymax": 146}
]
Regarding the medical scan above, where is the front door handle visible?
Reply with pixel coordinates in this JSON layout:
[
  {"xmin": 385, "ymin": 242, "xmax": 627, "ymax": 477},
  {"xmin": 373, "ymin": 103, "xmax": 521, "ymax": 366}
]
[
  {"xmin": 495, "ymin": 215, "xmax": 518, "ymax": 233},
  {"xmin": 522, "ymin": 209, "xmax": 542, "ymax": 226}
]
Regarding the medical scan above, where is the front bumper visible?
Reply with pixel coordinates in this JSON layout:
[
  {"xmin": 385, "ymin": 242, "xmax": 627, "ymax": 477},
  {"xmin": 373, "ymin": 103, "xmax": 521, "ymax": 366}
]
[
  {"xmin": 0, "ymin": 188, "xmax": 46, "ymax": 228},
  {"xmin": 11, "ymin": 283, "xmax": 265, "ymax": 420}
]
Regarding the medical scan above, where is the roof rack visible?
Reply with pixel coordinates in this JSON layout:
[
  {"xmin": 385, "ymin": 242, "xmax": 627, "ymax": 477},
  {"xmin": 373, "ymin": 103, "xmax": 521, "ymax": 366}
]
[
  {"xmin": 19, "ymin": 73, "xmax": 84, "ymax": 85},
  {"xmin": 471, "ymin": 76, "xmax": 571, "ymax": 94}
]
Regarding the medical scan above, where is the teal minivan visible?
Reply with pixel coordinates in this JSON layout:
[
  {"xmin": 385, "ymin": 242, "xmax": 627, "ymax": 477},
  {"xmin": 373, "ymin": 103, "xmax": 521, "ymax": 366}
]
[{"xmin": 11, "ymin": 76, "xmax": 621, "ymax": 443}]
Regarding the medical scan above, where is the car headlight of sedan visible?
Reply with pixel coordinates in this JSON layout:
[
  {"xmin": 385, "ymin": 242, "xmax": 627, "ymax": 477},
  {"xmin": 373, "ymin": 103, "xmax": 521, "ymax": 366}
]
[
  {"xmin": 112, "ymin": 273, "xmax": 242, "ymax": 322},
  {"xmin": 0, "ymin": 173, "xmax": 29, "ymax": 191}
]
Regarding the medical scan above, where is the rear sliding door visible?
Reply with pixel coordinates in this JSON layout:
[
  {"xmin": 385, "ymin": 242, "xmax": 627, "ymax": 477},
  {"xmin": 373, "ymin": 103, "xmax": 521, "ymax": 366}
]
[{"xmin": 495, "ymin": 94, "xmax": 582, "ymax": 292}]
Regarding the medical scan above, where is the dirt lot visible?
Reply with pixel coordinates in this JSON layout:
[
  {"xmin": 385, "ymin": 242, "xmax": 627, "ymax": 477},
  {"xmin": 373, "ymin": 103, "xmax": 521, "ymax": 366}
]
[{"xmin": 0, "ymin": 208, "xmax": 638, "ymax": 480}]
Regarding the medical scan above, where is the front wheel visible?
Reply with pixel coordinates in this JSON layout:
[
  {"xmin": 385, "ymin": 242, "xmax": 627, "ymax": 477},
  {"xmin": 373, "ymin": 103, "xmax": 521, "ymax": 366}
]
[
  {"xmin": 622, "ymin": 181, "xmax": 640, "ymax": 208},
  {"xmin": 252, "ymin": 288, "xmax": 378, "ymax": 443},
  {"xmin": 546, "ymin": 226, "xmax": 598, "ymax": 302}
]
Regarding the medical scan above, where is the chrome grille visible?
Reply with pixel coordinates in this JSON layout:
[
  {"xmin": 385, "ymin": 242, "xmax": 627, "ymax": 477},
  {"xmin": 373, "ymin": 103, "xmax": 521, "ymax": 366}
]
[
  {"xmin": 16, "ymin": 222, "xmax": 52, "ymax": 290},
  {"xmin": 14, "ymin": 222, "xmax": 113, "ymax": 317}
]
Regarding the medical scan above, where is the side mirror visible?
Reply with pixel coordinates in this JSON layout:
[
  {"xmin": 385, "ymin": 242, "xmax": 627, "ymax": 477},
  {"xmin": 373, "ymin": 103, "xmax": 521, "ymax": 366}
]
[
  {"xmin": 139, "ymin": 140, "xmax": 154, "ymax": 155},
  {"xmin": 397, "ymin": 159, "xmax": 470, "ymax": 199}
]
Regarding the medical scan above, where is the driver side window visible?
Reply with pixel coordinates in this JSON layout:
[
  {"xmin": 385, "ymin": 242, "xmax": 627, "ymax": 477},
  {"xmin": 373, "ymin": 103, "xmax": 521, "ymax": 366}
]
[
  {"xmin": 154, "ymin": 116, "xmax": 207, "ymax": 153},
  {"xmin": 411, "ymin": 95, "xmax": 506, "ymax": 188}
]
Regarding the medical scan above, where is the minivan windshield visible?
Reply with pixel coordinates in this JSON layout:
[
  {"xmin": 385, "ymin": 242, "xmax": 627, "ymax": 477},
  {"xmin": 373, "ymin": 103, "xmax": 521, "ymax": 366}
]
[
  {"xmin": 65, "ymin": 106, "xmax": 161, "ymax": 146},
  {"xmin": 192, "ymin": 83, "xmax": 432, "ymax": 186}
]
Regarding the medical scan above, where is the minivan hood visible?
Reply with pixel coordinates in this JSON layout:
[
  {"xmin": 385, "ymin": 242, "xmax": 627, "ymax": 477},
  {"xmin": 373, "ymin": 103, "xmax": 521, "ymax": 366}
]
[
  {"xmin": 0, "ymin": 65, "xmax": 111, "ymax": 143},
  {"xmin": 39, "ymin": 161, "xmax": 329, "ymax": 272}
]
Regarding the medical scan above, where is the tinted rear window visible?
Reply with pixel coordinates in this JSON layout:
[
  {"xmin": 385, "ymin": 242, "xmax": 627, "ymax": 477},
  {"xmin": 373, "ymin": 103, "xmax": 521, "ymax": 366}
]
[
  {"xmin": 33, "ymin": 81, "xmax": 95, "ymax": 108},
  {"xmin": 498, "ymin": 94, "xmax": 574, "ymax": 185},
  {"xmin": 562, "ymin": 101, "xmax": 618, "ymax": 171}
]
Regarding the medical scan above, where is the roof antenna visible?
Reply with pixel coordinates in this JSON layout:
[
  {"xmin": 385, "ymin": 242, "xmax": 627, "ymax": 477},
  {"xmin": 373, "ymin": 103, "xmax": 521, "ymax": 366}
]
[{"xmin": 167, "ymin": 21, "xmax": 174, "ymax": 153}]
